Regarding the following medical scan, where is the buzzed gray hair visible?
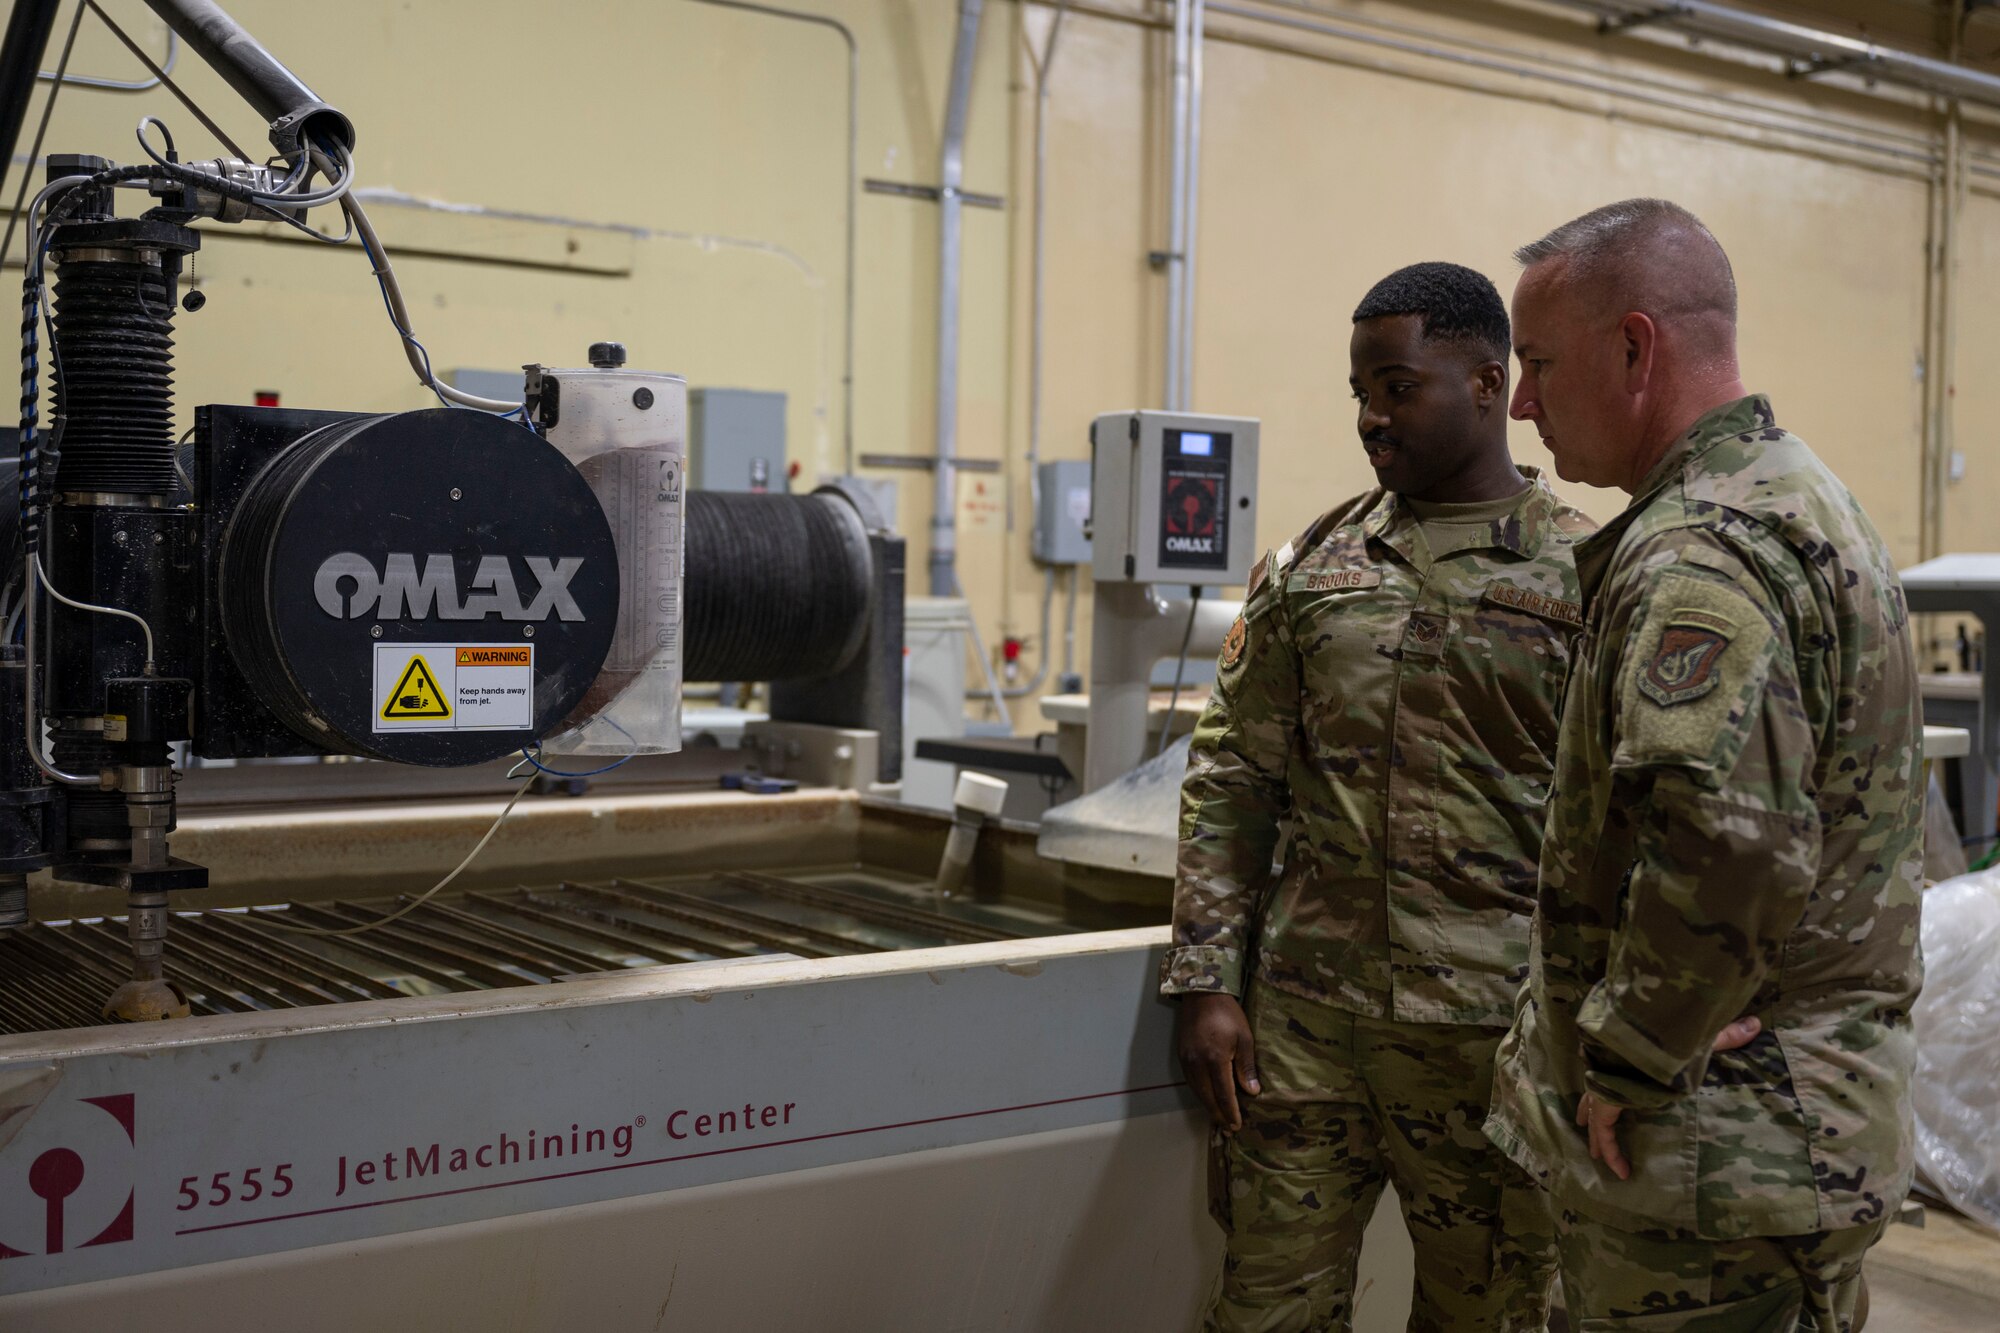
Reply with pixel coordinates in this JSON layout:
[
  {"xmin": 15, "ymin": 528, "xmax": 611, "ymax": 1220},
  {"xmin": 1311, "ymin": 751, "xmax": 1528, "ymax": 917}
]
[{"xmin": 1515, "ymin": 198, "xmax": 1737, "ymax": 328}]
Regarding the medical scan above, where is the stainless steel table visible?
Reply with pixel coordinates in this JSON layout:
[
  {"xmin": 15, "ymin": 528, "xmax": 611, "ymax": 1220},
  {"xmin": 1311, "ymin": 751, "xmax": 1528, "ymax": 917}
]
[{"xmin": 1902, "ymin": 555, "xmax": 2000, "ymax": 841}]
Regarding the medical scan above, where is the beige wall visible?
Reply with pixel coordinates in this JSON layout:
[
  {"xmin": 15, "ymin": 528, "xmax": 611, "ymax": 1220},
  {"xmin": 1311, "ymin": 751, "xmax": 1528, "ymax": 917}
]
[{"xmin": 18, "ymin": 0, "xmax": 1998, "ymax": 720}]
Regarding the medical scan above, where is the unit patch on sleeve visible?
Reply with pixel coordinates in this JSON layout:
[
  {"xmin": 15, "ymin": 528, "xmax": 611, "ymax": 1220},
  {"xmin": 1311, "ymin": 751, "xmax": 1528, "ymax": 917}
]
[
  {"xmin": 1220, "ymin": 615, "xmax": 1249, "ymax": 668},
  {"xmin": 1635, "ymin": 608, "xmax": 1734, "ymax": 707},
  {"xmin": 1613, "ymin": 567, "xmax": 1779, "ymax": 779}
]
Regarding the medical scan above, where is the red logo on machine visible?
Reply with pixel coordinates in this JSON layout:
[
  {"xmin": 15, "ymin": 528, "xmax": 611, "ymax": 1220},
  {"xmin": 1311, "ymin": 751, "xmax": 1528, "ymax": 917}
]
[
  {"xmin": 1165, "ymin": 475, "xmax": 1217, "ymax": 539},
  {"xmin": 0, "ymin": 1094, "xmax": 137, "ymax": 1257},
  {"xmin": 1159, "ymin": 463, "xmax": 1228, "ymax": 567}
]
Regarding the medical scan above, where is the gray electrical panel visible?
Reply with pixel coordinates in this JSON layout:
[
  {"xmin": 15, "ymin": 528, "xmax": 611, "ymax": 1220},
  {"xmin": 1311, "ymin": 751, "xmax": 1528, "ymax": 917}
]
[
  {"xmin": 689, "ymin": 387, "xmax": 786, "ymax": 492},
  {"xmin": 1032, "ymin": 459, "xmax": 1094, "ymax": 565},
  {"xmin": 1089, "ymin": 410, "xmax": 1259, "ymax": 586},
  {"xmin": 449, "ymin": 368, "xmax": 528, "ymax": 404}
]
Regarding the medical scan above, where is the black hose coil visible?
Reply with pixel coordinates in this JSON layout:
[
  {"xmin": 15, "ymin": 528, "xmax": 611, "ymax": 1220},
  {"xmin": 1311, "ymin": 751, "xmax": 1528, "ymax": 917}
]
[{"xmin": 683, "ymin": 490, "xmax": 873, "ymax": 683}]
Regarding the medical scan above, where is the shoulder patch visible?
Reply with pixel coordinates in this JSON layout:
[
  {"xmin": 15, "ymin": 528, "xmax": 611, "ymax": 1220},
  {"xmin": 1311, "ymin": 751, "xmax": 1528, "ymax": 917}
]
[
  {"xmin": 1220, "ymin": 615, "xmax": 1248, "ymax": 668},
  {"xmin": 1482, "ymin": 583, "xmax": 1583, "ymax": 628},
  {"xmin": 1246, "ymin": 553, "xmax": 1271, "ymax": 599},
  {"xmin": 1636, "ymin": 608, "xmax": 1735, "ymax": 707},
  {"xmin": 1612, "ymin": 567, "xmax": 1780, "ymax": 782}
]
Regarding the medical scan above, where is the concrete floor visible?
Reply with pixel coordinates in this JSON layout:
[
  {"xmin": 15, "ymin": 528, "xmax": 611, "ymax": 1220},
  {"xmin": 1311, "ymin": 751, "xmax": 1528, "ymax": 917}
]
[
  {"xmin": 1865, "ymin": 1205, "xmax": 2000, "ymax": 1331},
  {"xmin": 1537, "ymin": 1205, "xmax": 2000, "ymax": 1332}
]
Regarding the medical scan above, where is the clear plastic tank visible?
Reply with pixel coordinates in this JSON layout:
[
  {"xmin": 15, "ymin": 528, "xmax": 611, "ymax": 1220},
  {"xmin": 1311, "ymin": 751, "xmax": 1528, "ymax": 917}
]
[{"xmin": 525, "ymin": 353, "xmax": 684, "ymax": 756}]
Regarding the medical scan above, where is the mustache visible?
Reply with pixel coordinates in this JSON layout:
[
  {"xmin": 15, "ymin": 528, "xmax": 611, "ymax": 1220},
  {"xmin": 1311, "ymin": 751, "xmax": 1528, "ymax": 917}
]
[{"xmin": 1362, "ymin": 431, "xmax": 1398, "ymax": 449}]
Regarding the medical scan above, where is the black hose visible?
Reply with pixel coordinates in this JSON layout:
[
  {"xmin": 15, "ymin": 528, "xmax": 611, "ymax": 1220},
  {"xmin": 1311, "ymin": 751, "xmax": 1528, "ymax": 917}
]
[
  {"xmin": 140, "ymin": 0, "xmax": 353, "ymax": 153},
  {"xmin": 0, "ymin": 0, "xmax": 60, "ymax": 204}
]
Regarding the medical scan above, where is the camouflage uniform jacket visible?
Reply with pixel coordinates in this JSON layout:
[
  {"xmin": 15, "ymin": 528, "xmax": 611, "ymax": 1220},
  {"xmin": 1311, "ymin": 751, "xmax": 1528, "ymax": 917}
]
[
  {"xmin": 1162, "ymin": 468, "xmax": 1595, "ymax": 1025},
  {"xmin": 1485, "ymin": 396, "xmax": 1925, "ymax": 1241}
]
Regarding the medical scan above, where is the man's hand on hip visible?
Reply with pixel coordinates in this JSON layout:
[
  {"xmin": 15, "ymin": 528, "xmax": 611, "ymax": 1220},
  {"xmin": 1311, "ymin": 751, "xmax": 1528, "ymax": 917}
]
[
  {"xmin": 1575, "ymin": 1091, "xmax": 1631, "ymax": 1180},
  {"xmin": 1578, "ymin": 1015, "xmax": 1763, "ymax": 1182},
  {"xmin": 1710, "ymin": 1015, "xmax": 1762, "ymax": 1053},
  {"xmin": 1176, "ymin": 992, "xmax": 1261, "ymax": 1133}
]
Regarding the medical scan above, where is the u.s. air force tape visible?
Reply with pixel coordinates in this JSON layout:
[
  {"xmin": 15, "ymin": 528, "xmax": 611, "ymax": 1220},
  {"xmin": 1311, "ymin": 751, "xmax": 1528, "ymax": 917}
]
[{"xmin": 1481, "ymin": 583, "xmax": 1584, "ymax": 627}]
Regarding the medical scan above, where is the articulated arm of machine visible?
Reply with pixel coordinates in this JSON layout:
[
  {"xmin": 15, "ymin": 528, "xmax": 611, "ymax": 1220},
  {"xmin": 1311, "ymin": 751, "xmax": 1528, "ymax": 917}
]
[{"xmin": 0, "ymin": 1, "xmax": 687, "ymax": 1021}]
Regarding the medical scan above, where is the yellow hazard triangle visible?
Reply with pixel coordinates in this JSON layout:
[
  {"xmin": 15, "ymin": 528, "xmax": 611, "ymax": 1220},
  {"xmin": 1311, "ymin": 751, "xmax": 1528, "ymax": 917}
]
[{"xmin": 381, "ymin": 654, "xmax": 451, "ymax": 720}]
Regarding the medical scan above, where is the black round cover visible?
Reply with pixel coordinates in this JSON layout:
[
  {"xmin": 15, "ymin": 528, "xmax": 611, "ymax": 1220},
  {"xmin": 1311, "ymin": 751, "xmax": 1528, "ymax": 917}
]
[{"xmin": 221, "ymin": 409, "xmax": 617, "ymax": 765}]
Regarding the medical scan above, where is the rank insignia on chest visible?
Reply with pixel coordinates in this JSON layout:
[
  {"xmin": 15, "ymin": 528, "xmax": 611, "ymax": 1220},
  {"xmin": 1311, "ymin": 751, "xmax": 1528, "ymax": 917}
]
[
  {"xmin": 1221, "ymin": 615, "xmax": 1248, "ymax": 668},
  {"xmin": 1401, "ymin": 610, "xmax": 1449, "ymax": 657},
  {"xmin": 1637, "ymin": 608, "xmax": 1734, "ymax": 706}
]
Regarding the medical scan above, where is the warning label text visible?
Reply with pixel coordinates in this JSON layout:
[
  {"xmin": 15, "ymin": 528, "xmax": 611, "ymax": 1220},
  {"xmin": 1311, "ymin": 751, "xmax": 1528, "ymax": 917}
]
[
  {"xmin": 457, "ymin": 647, "xmax": 532, "ymax": 667},
  {"xmin": 375, "ymin": 643, "xmax": 535, "ymax": 733}
]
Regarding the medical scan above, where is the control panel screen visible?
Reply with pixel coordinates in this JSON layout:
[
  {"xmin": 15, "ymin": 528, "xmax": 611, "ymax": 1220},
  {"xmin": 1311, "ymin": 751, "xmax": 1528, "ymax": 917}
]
[{"xmin": 1158, "ymin": 429, "xmax": 1233, "ymax": 570}]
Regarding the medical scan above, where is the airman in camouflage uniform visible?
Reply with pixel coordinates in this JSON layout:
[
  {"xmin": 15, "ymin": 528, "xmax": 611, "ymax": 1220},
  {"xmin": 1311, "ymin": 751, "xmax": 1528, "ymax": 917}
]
[
  {"xmin": 1165, "ymin": 263, "xmax": 1594, "ymax": 1332},
  {"xmin": 1488, "ymin": 200, "xmax": 1923, "ymax": 1330}
]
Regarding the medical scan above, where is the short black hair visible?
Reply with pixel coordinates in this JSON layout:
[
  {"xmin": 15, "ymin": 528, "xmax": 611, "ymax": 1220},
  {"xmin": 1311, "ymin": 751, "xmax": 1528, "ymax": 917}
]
[{"xmin": 1352, "ymin": 261, "xmax": 1510, "ymax": 362}]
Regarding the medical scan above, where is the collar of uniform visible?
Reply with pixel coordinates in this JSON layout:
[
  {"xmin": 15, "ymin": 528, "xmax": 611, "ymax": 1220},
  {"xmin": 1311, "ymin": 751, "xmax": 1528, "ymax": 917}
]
[
  {"xmin": 1359, "ymin": 487, "xmax": 1409, "ymax": 553},
  {"xmin": 1568, "ymin": 394, "xmax": 1776, "ymax": 605},
  {"xmin": 1502, "ymin": 467, "xmax": 1562, "ymax": 559},
  {"xmin": 1630, "ymin": 393, "xmax": 1777, "ymax": 502},
  {"xmin": 1360, "ymin": 469, "xmax": 1552, "ymax": 563}
]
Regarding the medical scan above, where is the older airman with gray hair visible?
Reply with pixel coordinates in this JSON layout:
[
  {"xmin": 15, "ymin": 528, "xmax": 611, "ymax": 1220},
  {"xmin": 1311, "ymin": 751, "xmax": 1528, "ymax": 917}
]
[{"xmin": 1485, "ymin": 198, "xmax": 1924, "ymax": 1331}]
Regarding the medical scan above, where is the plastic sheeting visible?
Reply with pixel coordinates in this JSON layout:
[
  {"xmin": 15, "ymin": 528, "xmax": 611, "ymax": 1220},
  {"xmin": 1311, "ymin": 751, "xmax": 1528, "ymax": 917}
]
[
  {"xmin": 1914, "ymin": 867, "xmax": 2000, "ymax": 1232},
  {"xmin": 1923, "ymin": 770, "xmax": 1970, "ymax": 882}
]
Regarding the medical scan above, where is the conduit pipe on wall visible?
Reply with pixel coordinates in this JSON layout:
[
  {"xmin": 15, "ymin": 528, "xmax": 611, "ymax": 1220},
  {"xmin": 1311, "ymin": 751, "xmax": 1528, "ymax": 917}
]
[
  {"xmin": 929, "ymin": 0, "xmax": 1013, "ymax": 727},
  {"xmin": 1195, "ymin": 2, "xmax": 1936, "ymax": 175},
  {"xmin": 1163, "ymin": 0, "xmax": 1188, "ymax": 412},
  {"xmin": 687, "ymin": 0, "xmax": 859, "ymax": 474},
  {"xmin": 1023, "ymin": 1, "xmax": 1067, "ymax": 535},
  {"xmin": 1245, "ymin": 0, "xmax": 1936, "ymax": 151},
  {"xmin": 1178, "ymin": 0, "xmax": 1204, "ymax": 413},
  {"xmin": 1162, "ymin": 0, "xmax": 1206, "ymax": 412},
  {"xmin": 1548, "ymin": 0, "xmax": 2000, "ymax": 110},
  {"xmin": 994, "ymin": 566, "xmax": 1058, "ymax": 699},
  {"xmin": 1920, "ymin": 6, "xmax": 1967, "ymax": 568},
  {"xmin": 931, "ymin": 0, "xmax": 985, "ymax": 599},
  {"xmin": 1003, "ymin": 0, "xmax": 1069, "ymax": 702}
]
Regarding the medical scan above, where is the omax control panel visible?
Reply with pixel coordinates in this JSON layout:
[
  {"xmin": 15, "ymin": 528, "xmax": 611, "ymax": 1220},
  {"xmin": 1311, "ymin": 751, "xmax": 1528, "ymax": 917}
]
[{"xmin": 1089, "ymin": 410, "xmax": 1259, "ymax": 586}]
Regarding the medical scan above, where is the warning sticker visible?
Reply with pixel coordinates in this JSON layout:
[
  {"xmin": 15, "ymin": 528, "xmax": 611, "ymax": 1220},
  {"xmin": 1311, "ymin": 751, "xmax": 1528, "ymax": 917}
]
[
  {"xmin": 374, "ymin": 643, "xmax": 534, "ymax": 733},
  {"xmin": 381, "ymin": 655, "xmax": 451, "ymax": 720}
]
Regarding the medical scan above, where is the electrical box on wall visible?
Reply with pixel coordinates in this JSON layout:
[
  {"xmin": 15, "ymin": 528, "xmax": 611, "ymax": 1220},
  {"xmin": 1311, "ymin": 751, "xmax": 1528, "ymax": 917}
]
[
  {"xmin": 689, "ymin": 388, "xmax": 786, "ymax": 492},
  {"xmin": 1089, "ymin": 410, "xmax": 1258, "ymax": 586},
  {"xmin": 1032, "ymin": 460, "xmax": 1093, "ymax": 566}
]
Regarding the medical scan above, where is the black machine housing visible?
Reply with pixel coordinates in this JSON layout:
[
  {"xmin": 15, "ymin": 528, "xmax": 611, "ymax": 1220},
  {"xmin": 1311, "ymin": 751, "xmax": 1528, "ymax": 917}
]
[
  {"xmin": 198, "ymin": 404, "xmax": 619, "ymax": 764},
  {"xmin": 0, "ymin": 40, "xmax": 905, "ymax": 938}
]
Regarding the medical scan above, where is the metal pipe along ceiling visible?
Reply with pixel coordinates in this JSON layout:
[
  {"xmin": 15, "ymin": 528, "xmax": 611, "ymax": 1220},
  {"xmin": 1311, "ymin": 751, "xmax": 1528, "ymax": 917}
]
[{"xmin": 1555, "ymin": 0, "xmax": 2000, "ymax": 109}]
